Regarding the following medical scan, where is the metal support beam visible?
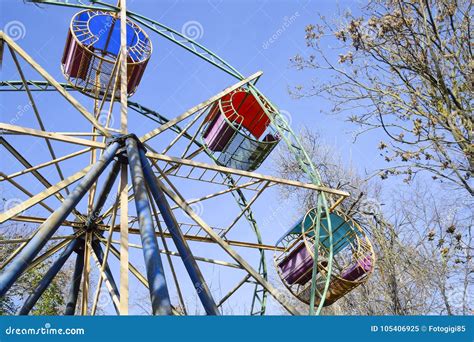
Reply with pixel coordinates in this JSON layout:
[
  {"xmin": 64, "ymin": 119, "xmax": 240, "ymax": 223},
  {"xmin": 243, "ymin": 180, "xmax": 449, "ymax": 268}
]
[
  {"xmin": 104, "ymin": 242, "xmax": 181, "ymax": 316},
  {"xmin": 18, "ymin": 239, "xmax": 79, "ymax": 315},
  {"xmin": 140, "ymin": 147, "xmax": 219, "ymax": 315},
  {"xmin": 217, "ymin": 274, "xmax": 251, "ymax": 307},
  {"xmin": 125, "ymin": 137, "xmax": 171, "ymax": 315},
  {"xmin": 119, "ymin": 0, "xmax": 128, "ymax": 134},
  {"xmin": 8, "ymin": 46, "xmax": 71, "ymax": 195},
  {"xmin": 0, "ymin": 123, "xmax": 106, "ymax": 149},
  {"xmin": 139, "ymin": 71, "xmax": 263, "ymax": 143},
  {"xmin": 0, "ymin": 141, "xmax": 120, "ymax": 296},
  {"xmin": 0, "ymin": 165, "xmax": 91, "ymax": 224},
  {"xmin": 86, "ymin": 159, "xmax": 121, "ymax": 227},
  {"xmin": 0, "ymin": 137, "xmax": 84, "ymax": 220},
  {"xmin": 103, "ymin": 226, "xmax": 285, "ymax": 252},
  {"xmin": 153, "ymin": 168, "xmax": 301, "ymax": 315},
  {"xmin": 65, "ymin": 247, "xmax": 84, "ymax": 315},
  {"xmin": 145, "ymin": 151, "xmax": 350, "ymax": 197},
  {"xmin": 119, "ymin": 162, "xmax": 129, "ymax": 315},
  {"xmin": 0, "ymin": 32, "xmax": 110, "ymax": 136},
  {"xmin": 91, "ymin": 241, "xmax": 121, "ymax": 314},
  {"xmin": 81, "ymin": 232, "xmax": 92, "ymax": 315}
]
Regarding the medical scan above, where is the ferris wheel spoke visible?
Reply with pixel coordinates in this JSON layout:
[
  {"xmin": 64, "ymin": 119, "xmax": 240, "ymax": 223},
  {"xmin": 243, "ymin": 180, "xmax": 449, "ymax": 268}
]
[
  {"xmin": 8, "ymin": 46, "xmax": 73, "ymax": 195},
  {"xmin": 0, "ymin": 165, "xmax": 92, "ymax": 224},
  {"xmin": 169, "ymin": 179, "xmax": 263, "ymax": 212},
  {"xmin": 18, "ymin": 237, "xmax": 80, "ymax": 315},
  {"xmin": 0, "ymin": 228, "xmax": 79, "ymax": 271},
  {"xmin": 0, "ymin": 80, "xmax": 197, "ymax": 139},
  {"xmin": 146, "ymin": 151, "xmax": 350, "ymax": 197},
  {"xmin": 139, "ymin": 71, "xmax": 262, "ymax": 144},
  {"xmin": 1, "ymin": 137, "xmax": 88, "ymax": 220},
  {"xmin": 96, "ymin": 235, "xmax": 243, "ymax": 270},
  {"xmin": 1, "ymin": 33, "xmax": 111, "ymax": 137},
  {"xmin": 217, "ymin": 274, "xmax": 251, "ymax": 308},
  {"xmin": 152, "ymin": 147, "xmax": 203, "ymax": 180},
  {"xmin": 153, "ymin": 163, "xmax": 301, "ymax": 315},
  {"xmin": 90, "ymin": 183, "xmax": 120, "ymax": 316},
  {"xmin": 103, "ymin": 225, "xmax": 282, "ymax": 252},
  {"xmin": 220, "ymin": 180, "xmax": 270, "ymax": 239},
  {"xmin": 8, "ymin": 215, "xmax": 80, "ymax": 228},
  {"xmin": 148, "ymin": 193, "xmax": 188, "ymax": 315},
  {"xmin": 0, "ymin": 147, "xmax": 91, "ymax": 182},
  {"xmin": 0, "ymin": 173, "xmax": 55, "ymax": 214},
  {"xmin": 0, "ymin": 234, "xmax": 77, "ymax": 245},
  {"xmin": 89, "ymin": 239, "xmax": 121, "ymax": 315},
  {"xmin": 160, "ymin": 109, "xmax": 207, "ymax": 156},
  {"xmin": 0, "ymin": 232, "xmax": 79, "ymax": 271},
  {"xmin": 24, "ymin": 230, "xmax": 84, "ymax": 273},
  {"xmin": 0, "ymin": 79, "xmax": 187, "ymax": 137},
  {"xmin": 0, "ymin": 123, "xmax": 107, "ymax": 149},
  {"xmin": 106, "ymin": 242, "xmax": 148, "ymax": 289},
  {"xmin": 80, "ymin": 232, "xmax": 92, "ymax": 315}
]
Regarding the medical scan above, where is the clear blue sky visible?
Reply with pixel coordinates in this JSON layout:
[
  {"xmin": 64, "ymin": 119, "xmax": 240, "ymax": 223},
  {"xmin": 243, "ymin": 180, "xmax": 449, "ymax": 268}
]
[{"xmin": 1, "ymin": 0, "xmax": 394, "ymax": 315}]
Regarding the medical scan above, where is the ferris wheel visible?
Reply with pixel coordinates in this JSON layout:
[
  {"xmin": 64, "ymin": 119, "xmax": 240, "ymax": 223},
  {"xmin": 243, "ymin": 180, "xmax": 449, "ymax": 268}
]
[{"xmin": 0, "ymin": 0, "xmax": 375, "ymax": 316}]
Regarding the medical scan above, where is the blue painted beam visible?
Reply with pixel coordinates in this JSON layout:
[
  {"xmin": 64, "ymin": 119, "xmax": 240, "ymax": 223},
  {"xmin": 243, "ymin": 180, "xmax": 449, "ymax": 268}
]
[
  {"xmin": 18, "ymin": 238, "xmax": 79, "ymax": 315},
  {"xmin": 85, "ymin": 159, "xmax": 121, "ymax": 228},
  {"xmin": 125, "ymin": 137, "xmax": 171, "ymax": 315},
  {"xmin": 65, "ymin": 245, "xmax": 84, "ymax": 315},
  {"xmin": 0, "ymin": 141, "xmax": 121, "ymax": 297},
  {"xmin": 138, "ymin": 147, "xmax": 219, "ymax": 315},
  {"xmin": 91, "ymin": 240, "xmax": 121, "ymax": 314}
]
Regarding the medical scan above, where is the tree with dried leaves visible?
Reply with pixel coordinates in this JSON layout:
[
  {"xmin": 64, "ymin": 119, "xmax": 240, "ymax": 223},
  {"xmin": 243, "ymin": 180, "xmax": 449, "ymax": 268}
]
[{"xmin": 291, "ymin": 0, "xmax": 473, "ymax": 195}]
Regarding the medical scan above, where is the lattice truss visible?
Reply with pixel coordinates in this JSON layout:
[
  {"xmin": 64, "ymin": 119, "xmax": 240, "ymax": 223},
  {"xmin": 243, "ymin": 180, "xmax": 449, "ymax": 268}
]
[{"xmin": 0, "ymin": 0, "xmax": 353, "ymax": 317}]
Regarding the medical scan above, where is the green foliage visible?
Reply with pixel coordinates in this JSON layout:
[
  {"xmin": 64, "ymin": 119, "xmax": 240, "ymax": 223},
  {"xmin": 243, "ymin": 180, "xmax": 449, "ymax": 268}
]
[
  {"xmin": 27, "ymin": 264, "xmax": 66, "ymax": 316},
  {"xmin": 0, "ymin": 233, "xmax": 70, "ymax": 315}
]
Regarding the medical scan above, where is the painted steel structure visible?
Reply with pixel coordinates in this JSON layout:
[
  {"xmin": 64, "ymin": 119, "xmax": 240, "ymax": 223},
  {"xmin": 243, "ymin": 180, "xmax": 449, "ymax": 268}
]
[{"xmin": 0, "ymin": 0, "xmax": 373, "ymax": 316}]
